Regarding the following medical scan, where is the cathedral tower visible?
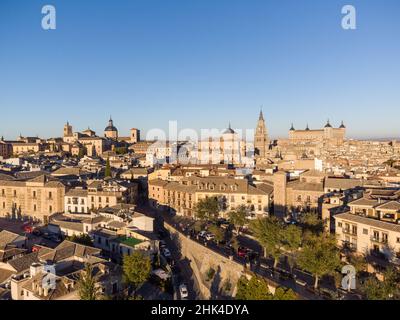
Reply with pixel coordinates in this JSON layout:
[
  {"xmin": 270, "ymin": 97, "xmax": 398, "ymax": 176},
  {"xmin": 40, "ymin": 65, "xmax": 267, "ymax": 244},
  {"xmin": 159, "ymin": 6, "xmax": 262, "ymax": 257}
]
[{"xmin": 254, "ymin": 110, "xmax": 269, "ymax": 159}]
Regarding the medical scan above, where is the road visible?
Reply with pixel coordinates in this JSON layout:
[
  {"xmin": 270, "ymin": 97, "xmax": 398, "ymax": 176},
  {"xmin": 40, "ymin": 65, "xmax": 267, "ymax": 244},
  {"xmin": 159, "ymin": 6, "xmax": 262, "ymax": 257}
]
[{"xmin": 137, "ymin": 205, "xmax": 355, "ymax": 300}]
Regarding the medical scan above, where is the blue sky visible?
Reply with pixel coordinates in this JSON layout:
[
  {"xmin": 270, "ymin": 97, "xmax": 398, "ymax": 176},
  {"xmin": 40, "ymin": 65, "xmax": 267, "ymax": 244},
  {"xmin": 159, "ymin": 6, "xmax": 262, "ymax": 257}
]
[{"xmin": 0, "ymin": 0, "xmax": 399, "ymax": 140}]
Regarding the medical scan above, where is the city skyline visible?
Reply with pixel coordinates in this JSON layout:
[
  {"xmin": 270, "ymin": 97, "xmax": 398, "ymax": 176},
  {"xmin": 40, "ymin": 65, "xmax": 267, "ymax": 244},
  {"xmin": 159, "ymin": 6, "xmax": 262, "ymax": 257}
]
[{"xmin": 1, "ymin": 0, "xmax": 400, "ymax": 139}]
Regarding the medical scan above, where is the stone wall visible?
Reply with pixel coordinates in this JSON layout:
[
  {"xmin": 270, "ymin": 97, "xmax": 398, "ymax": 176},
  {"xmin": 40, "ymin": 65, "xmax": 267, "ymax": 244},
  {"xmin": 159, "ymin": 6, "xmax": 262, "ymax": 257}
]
[{"xmin": 164, "ymin": 223, "xmax": 245, "ymax": 299}]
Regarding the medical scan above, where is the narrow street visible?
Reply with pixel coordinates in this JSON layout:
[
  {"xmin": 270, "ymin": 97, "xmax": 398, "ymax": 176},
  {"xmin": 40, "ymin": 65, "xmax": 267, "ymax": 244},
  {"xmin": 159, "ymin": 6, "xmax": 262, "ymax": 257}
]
[{"xmin": 138, "ymin": 205, "xmax": 354, "ymax": 300}]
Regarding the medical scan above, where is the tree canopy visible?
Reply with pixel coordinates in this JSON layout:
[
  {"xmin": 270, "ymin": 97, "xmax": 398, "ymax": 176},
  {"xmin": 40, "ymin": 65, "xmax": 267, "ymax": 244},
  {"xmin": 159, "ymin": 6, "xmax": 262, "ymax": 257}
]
[
  {"xmin": 123, "ymin": 251, "xmax": 152, "ymax": 296},
  {"xmin": 194, "ymin": 197, "xmax": 220, "ymax": 221},
  {"xmin": 77, "ymin": 263, "xmax": 101, "ymax": 300},
  {"xmin": 105, "ymin": 157, "xmax": 112, "ymax": 178},
  {"xmin": 250, "ymin": 217, "xmax": 302, "ymax": 268},
  {"xmin": 228, "ymin": 205, "xmax": 247, "ymax": 234},
  {"xmin": 297, "ymin": 234, "xmax": 341, "ymax": 289},
  {"xmin": 361, "ymin": 267, "xmax": 400, "ymax": 300}
]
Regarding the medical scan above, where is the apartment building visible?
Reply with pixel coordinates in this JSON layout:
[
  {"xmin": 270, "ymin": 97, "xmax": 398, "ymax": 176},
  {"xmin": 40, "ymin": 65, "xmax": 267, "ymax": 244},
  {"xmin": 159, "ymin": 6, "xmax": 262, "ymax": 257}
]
[
  {"xmin": 87, "ymin": 180, "xmax": 138, "ymax": 210},
  {"xmin": 149, "ymin": 176, "xmax": 273, "ymax": 218},
  {"xmin": 334, "ymin": 188, "xmax": 400, "ymax": 264},
  {"xmin": 0, "ymin": 175, "xmax": 66, "ymax": 223}
]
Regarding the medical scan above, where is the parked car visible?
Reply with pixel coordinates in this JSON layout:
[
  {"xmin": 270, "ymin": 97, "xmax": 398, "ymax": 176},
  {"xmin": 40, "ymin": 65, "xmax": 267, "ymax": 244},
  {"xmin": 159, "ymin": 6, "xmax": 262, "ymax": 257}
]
[
  {"xmin": 23, "ymin": 225, "xmax": 34, "ymax": 233},
  {"xmin": 198, "ymin": 230, "xmax": 207, "ymax": 238},
  {"xmin": 295, "ymin": 278, "xmax": 307, "ymax": 287},
  {"xmin": 159, "ymin": 240, "xmax": 167, "ymax": 249},
  {"xmin": 32, "ymin": 229, "xmax": 42, "ymax": 236},
  {"xmin": 246, "ymin": 250, "xmax": 259, "ymax": 261},
  {"xmin": 152, "ymin": 269, "xmax": 171, "ymax": 281},
  {"xmin": 42, "ymin": 232, "xmax": 52, "ymax": 240},
  {"xmin": 50, "ymin": 234, "xmax": 62, "ymax": 243},
  {"xmin": 204, "ymin": 233, "xmax": 215, "ymax": 241},
  {"xmin": 179, "ymin": 284, "xmax": 189, "ymax": 299},
  {"xmin": 162, "ymin": 248, "xmax": 171, "ymax": 258},
  {"xmin": 238, "ymin": 247, "xmax": 249, "ymax": 258}
]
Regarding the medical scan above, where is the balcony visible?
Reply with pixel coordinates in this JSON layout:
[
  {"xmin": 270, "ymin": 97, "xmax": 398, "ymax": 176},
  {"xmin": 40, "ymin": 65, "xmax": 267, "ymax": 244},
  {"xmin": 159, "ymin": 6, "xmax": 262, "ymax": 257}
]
[
  {"xmin": 370, "ymin": 236, "xmax": 388, "ymax": 244},
  {"xmin": 342, "ymin": 228, "xmax": 357, "ymax": 237}
]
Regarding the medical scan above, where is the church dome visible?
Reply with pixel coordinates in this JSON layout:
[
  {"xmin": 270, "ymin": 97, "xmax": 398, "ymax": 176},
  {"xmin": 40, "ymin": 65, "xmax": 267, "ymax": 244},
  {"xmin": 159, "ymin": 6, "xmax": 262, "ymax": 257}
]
[
  {"xmin": 104, "ymin": 117, "xmax": 118, "ymax": 132},
  {"xmin": 223, "ymin": 123, "xmax": 236, "ymax": 134}
]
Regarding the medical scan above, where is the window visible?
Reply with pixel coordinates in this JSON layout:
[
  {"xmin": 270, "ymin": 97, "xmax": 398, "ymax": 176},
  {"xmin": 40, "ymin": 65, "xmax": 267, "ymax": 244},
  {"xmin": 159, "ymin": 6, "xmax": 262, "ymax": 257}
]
[
  {"xmin": 352, "ymin": 225, "xmax": 357, "ymax": 235},
  {"xmin": 13, "ymin": 190, "xmax": 16, "ymax": 197},
  {"xmin": 106, "ymin": 197, "xmax": 109, "ymax": 203},
  {"xmin": 49, "ymin": 205, "xmax": 52, "ymax": 212},
  {"xmin": 2, "ymin": 202, "xmax": 5, "ymax": 209},
  {"xmin": 33, "ymin": 191, "xmax": 36, "ymax": 198},
  {"xmin": 297, "ymin": 195, "xmax": 302, "ymax": 202},
  {"xmin": 338, "ymin": 222, "xmax": 342, "ymax": 228},
  {"xmin": 363, "ymin": 229, "xmax": 368, "ymax": 235},
  {"xmin": 397, "ymin": 237, "xmax": 400, "ymax": 244},
  {"xmin": 33, "ymin": 205, "xmax": 36, "ymax": 212},
  {"xmin": 48, "ymin": 192, "xmax": 52, "ymax": 199}
]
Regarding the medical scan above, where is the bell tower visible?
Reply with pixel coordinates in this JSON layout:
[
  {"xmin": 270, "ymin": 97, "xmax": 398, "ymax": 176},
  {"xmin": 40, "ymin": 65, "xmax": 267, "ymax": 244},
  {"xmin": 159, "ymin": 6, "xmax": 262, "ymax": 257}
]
[
  {"xmin": 254, "ymin": 109, "xmax": 269, "ymax": 159},
  {"xmin": 63, "ymin": 121, "xmax": 73, "ymax": 137}
]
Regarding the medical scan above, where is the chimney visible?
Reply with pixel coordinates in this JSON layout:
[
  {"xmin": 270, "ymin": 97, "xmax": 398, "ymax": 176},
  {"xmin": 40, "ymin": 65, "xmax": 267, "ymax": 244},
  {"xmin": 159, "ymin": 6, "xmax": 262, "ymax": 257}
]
[{"xmin": 30, "ymin": 263, "xmax": 43, "ymax": 277}]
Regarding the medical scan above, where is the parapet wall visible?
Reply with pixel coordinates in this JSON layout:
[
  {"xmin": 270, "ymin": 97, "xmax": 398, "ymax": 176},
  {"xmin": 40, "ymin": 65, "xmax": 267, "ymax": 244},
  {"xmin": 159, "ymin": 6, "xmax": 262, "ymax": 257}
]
[{"xmin": 164, "ymin": 223, "xmax": 245, "ymax": 299}]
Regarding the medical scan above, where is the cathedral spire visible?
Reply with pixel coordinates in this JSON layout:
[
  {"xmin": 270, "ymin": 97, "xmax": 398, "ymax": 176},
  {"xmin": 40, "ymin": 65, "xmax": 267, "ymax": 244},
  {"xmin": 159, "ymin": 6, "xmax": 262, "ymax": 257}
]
[{"xmin": 259, "ymin": 106, "xmax": 264, "ymax": 121}]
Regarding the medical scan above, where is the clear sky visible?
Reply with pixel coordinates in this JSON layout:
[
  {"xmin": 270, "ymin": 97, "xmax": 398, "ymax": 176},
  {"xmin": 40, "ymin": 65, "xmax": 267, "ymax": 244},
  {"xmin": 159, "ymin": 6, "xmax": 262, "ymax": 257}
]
[{"xmin": 0, "ymin": 0, "xmax": 399, "ymax": 140}]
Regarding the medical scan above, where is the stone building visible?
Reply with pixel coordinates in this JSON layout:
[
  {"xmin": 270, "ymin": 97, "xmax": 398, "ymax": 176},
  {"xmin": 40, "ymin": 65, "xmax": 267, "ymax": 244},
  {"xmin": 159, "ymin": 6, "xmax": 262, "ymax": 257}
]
[
  {"xmin": 196, "ymin": 124, "xmax": 248, "ymax": 166},
  {"xmin": 273, "ymin": 169, "xmax": 366, "ymax": 218},
  {"xmin": 334, "ymin": 188, "xmax": 400, "ymax": 266},
  {"xmin": 149, "ymin": 176, "xmax": 273, "ymax": 219},
  {"xmin": 0, "ymin": 138, "xmax": 12, "ymax": 159},
  {"xmin": 288, "ymin": 120, "xmax": 346, "ymax": 145},
  {"xmin": 0, "ymin": 175, "xmax": 66, "ymax": 223},
  {"xmin": 104, "ymin": 117, "xmax": 118, "ymax": 139}
]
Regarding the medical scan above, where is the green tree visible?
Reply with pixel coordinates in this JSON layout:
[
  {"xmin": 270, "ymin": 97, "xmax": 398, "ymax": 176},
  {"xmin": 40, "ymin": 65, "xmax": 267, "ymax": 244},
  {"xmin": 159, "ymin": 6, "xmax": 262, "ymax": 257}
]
[
  {"xmin": 78, "ymin": 146, "xmax": 87, "ymax": 158},
  {"xmin": 194, "ymin": 197, "xmax": 220, "ymax": 222},
  {"xmin": 115, "ymin": 146, "xmax": 128, "ymax": 155},
  {"xmin": 67, "ymin": 234, "xmax": 94, "ymax": 247},
  {"xmin": 272, "ymin": 287, "xmax": 298, "ymax": 300},
  {"xmin": 297, "ymin": 234, "xmax": 341, "ymax": 290},
  {"xmin": 105, "ymin": 157, "xmax": 112, "ymax": 178},
  {"xmin": 228, "ymin": 205, "xmax": 247, "ymax": 235},
  {"xmin": 123, "ymin": 251, "xmax": 152, "ymax": 297},
  {"xmin": 208, "ymin": 224, "xmax": 225, "ymax": 244},
  {"xmin": 77, "ymin": 263, "xmax": 101, "ymax": 300},
  {"xmin": 361, "ymin": 267, "xmax": 400, "ymax": 300},
  {"xmin": 348, "ymin": 254, "xmax": 367, "ymax": 273},
  {"xmin": 282, "ymin": 224, "xmax": 302, "ymax": 272},
  {"xmin": 193, "ymin": 220, "xmax": 204, "ymax": 233},
  {"xmin": 250, "ymin": 217, "xmax": 285, "ymax": 268},
  {"xmin": 235, "ymin": 275, "xmax": 272, "ymax": 300},
  {"xmin": 299, "ymin": 212, "xmax": 324, "ymax": 237}
]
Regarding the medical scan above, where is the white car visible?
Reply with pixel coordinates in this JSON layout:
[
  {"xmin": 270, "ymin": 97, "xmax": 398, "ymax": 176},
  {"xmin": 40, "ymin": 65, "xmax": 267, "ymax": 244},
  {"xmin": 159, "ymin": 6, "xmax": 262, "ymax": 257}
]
[
  {"xmin": 152, "ymin": 269, "xmax": 171, "ymax": 281},
  {"xmin": 295, "ymin": 278, "xmax": 307, "ymax": 287},
  {"xmin": 198, "ymin": 230, "xmax": 207, "ymax": 238},
  {"xmin": 179, "ymin": 284, "xmax": 189, "ymax": 299},
  {"xmin": 205, "ymin": 233, "xmax": 215, "ymax": 241},
  {"xmin": 162, "ymin": 248, "xmax": 171, "ymax": 258}
]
